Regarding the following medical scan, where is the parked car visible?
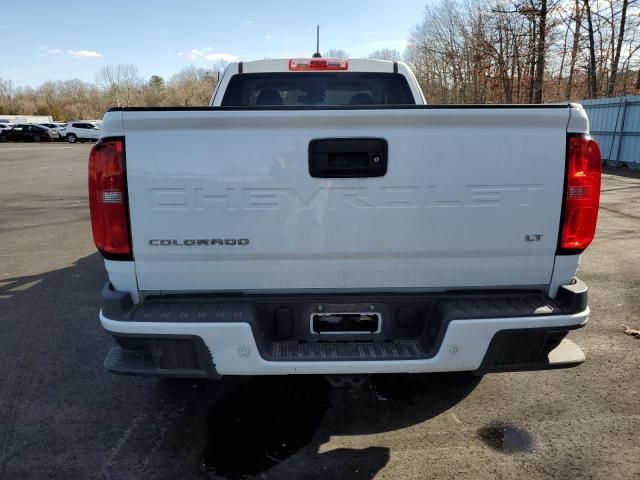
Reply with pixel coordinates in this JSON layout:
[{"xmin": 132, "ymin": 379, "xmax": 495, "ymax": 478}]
[
  {"xmin": 93, "ymin": 58, "xmax": 600, "ymax": 380},
  {"xmin": 0, "ymin": 124, "xmax": 54, "ymax": 142},
  {"xmin": 64, "ymin": 121, "xmax": 101, "ymax": 143},
  {"xmin": 54, "ymin": 122, "xmax": 69, "ymax": 139},
  {"xmin": 39, "ymin": 123, "xmax": 65, "ymax": 141}
]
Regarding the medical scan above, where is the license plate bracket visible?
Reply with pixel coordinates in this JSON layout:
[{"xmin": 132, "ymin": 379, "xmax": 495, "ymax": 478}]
[{"xmin": 311, "ymin": 312, "xmax": 381, "ymax": 334}]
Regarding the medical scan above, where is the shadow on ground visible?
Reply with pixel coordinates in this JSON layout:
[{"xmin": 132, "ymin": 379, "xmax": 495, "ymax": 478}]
[
  {"xmin": 0, "ymin": 253, "xmax": 480, "ymax": 480},
  {"xmin": 603, "ymin": 165, "xmax": 640, "ymax": 179},
  {"xmin": 201, "ymin": 373, "xmax": 480, "ymax": 479}
]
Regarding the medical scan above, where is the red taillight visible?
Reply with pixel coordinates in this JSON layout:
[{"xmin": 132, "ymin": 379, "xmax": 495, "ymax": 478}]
[
  {"xmin": 88, "ymin": 138, "xmax": 131, "ymax": 259},
  {"xmin": 559, "ymin": 135, "xmax": 602, "ymax": 253},
  {"xmin": 288, "ymin": 58, "xmax": 348, "ymax": 71}
]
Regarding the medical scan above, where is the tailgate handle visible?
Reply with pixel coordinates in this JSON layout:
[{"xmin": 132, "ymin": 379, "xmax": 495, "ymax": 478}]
[{"xmin": 309, "ymin": 138, "xmax": 388, "ymax": 178}]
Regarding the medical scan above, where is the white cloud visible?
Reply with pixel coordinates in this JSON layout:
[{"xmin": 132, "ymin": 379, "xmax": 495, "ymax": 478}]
[
  {"xmin": 38, "ymin": 46, "xmax": 63, "ymax": 56},
  {"xmin": 187, "ymin": 48, "xmax": 206, "ymax": 59},
  {"xmin": 204, "ymin": 53, "xmax": 239, "ymax": 62},
  {"xmin": 242, "ymin": 20, "xmax": 254, "ymax": 24},
  {"xmin": 177, "ymin": 48, "xmax": 237, "ymax": 63},
  {"xmin": 68, "ymin": 49, "xmax": 103, "ymax": 58}
]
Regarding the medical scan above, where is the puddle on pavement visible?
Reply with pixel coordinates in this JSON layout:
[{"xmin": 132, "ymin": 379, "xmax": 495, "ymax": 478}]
[
  {"xmin": 203, "ymin": 376, "xmax": 330, "ymax": 479},
  {"xmin": 478, "ymin": 421, "xmax": 536, "ymax": 454}
]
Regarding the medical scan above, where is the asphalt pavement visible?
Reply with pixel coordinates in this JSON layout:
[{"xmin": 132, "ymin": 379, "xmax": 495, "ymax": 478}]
[{"xmin": 0, "ymin": 143, "xmax": 638, "ymax": 479}]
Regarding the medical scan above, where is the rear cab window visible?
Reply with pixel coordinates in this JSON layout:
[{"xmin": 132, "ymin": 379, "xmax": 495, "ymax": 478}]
[{"xmin": 221, "ymin": 73, "xmax": 416, "ymax": 107}]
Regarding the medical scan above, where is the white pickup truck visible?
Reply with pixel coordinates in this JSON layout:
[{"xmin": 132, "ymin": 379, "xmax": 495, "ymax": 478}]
[{"xmin": 91, "ymin": 58, "xmax": 601, "ymax": 379}]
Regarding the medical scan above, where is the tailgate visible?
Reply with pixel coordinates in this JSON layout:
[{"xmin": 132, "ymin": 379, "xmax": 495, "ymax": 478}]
[{"xmin": 120, "ymin": 107, "xmax": 570, "ymax": 292}]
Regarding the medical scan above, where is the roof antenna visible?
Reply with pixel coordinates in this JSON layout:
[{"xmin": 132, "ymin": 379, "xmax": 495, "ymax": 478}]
[{"xmin": 312, "ymin": 25, "xmax": 322, "ymax": 57}]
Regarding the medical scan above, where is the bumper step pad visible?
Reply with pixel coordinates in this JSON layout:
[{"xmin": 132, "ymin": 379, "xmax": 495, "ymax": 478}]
[
  {"xmin": 104, "ymin": 336, "xmax": 218, "ymax": 379},
  {"xmin": 271, "ymin": 341, "xmax": 424, "ymax": 361},
  {"xmin": 105, "ymin": 346, "xmax": 209, "ymax": 378},
  {"xmin": 105, "ymin": 347, "xmax": 211, "ymax": 378}
]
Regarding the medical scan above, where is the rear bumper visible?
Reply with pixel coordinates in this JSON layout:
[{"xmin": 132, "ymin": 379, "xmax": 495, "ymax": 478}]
[{"xmin": 99, "ymin": 280, "xmax": 589, "ymax": 378}]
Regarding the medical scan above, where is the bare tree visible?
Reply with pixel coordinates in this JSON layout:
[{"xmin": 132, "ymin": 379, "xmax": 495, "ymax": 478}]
[
  {"xmin": 607, "ymin": 0, "xmax": 630, "ymax": 95},
  {"xmin": 583, "ymin": 0, "xmax": 598, "ymax": 97},
  {"xmin": 167, "ymin": 66, "xmax": 217, "ymax": 106},
  {"xmin": 368, "ymin": 49, "xmax": 402, "ymax": 61},
  {"xmin": 323, "ymin": 49, "xmax": 349, "ymax": 58},
  {"xmin": 0, "ymin": 78, "xmax": 15, "ymax": 114},
  {"xmin": 96, "ymin": 64, "xmax": 142, "ymax": 107},
  {"xmin": 566, "ymin": 0, "xmax": 583, "ymax": 98},
  {"xmin": 532, "ymin": 0, "xmax": 548, "ymax": 103}
]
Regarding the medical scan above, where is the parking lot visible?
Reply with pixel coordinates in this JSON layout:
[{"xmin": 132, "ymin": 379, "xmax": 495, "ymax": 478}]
[{"xmin": 0, "ymin": 142, "xmax": 639, "ymax": 480}]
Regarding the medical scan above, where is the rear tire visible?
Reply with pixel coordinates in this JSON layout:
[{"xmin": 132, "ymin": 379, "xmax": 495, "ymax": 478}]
[{"xmin": 67, "ymin": 133, "xmax": 77, "ymax": 144}]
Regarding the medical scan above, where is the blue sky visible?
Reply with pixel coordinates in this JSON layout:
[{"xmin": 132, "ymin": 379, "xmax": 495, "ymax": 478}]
[{"xmin": 0, "ymin": 0, "xmax": 429, "ymax": 87}]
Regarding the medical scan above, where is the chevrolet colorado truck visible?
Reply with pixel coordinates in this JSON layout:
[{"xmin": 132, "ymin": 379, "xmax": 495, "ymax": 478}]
[{"xmin": 91, "ymin": 58, "xmax": 601, "ymax": 379}]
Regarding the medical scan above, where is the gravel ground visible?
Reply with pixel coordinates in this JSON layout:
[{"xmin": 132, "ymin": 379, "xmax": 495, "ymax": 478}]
[{"xmin": 0, "ymin": 143, "xmax": 638, "ymax": 480}]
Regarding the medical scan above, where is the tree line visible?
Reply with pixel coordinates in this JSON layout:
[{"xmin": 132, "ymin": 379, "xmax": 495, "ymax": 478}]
[
  {"xmin": 405, "ymin": 0, "xmax": 640, "ymax": 103},
  {"xmin": 0, "ymin": 64, "xmax": 220, "ymax": 120},
  {"xmin": 1, "ymin": 0, "xmax": 638, "ymax": 119}
]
